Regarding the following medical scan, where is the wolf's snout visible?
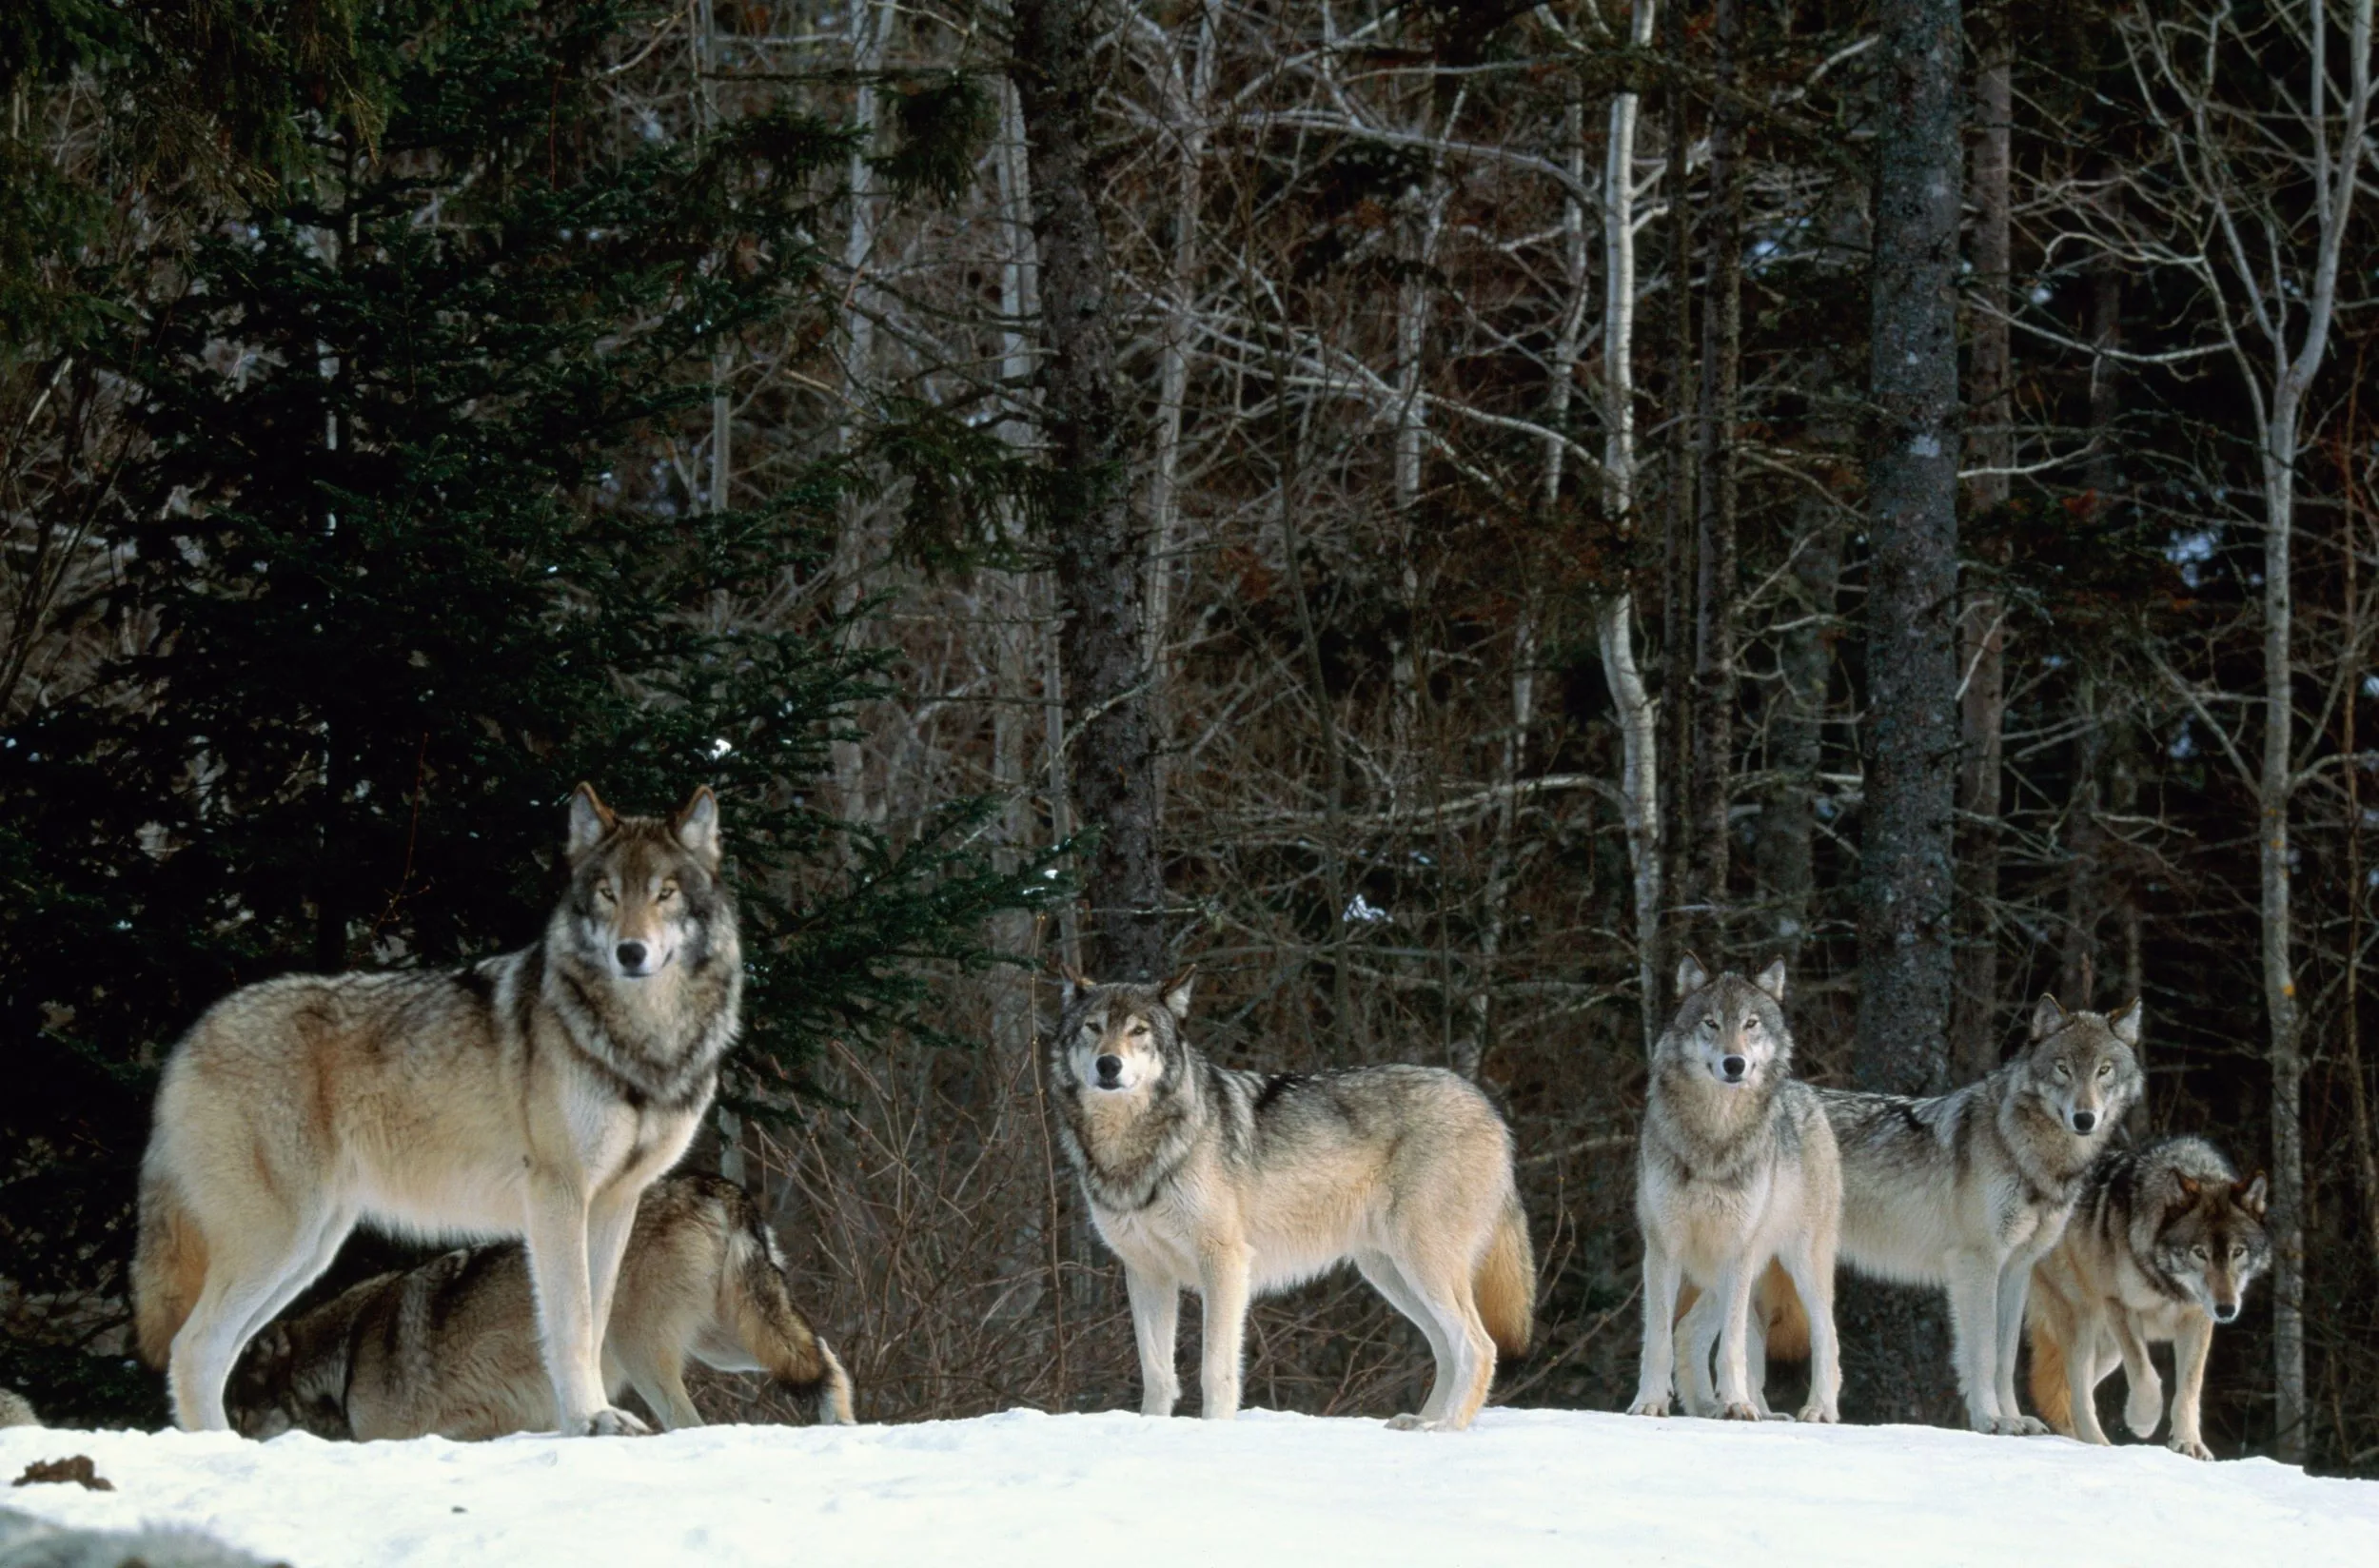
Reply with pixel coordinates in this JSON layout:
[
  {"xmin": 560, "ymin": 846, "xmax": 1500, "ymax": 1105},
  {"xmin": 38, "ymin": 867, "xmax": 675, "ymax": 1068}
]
[
  {"xmin": 616, "ymin": 940, "xmax": 648, "ymax": 972},
  {"xmin": 1094, "ymin": 1053, "xmax": 1125, "ymax": 1086},
  {"xmin": 2213, "ymin": 1301, "xmax": 2239, "ymax": 1323},
  {"xmin": 1720, "ymin": 1055, "xmax": 1747, "ymax": 1082},
  {"xmin": 2070, "ymin": 1108, "xmax": 2096, "ymax": 1133}
]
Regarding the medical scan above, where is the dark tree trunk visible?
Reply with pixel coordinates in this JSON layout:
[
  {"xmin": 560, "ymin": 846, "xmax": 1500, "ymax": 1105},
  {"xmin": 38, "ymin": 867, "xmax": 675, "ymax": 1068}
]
[
  {"xmin": 1009, "ymin": 0, "xmax": 1165, "ymax": 981},
  {"xmin": 1841, "ymin": 0, "xmax": 1965, "ymax": 1430},
  {"xmin": 1856, "ymin": 0, "xmax": 1962, "ymax": 1099},
  {"xmin": 1659, "ymin": 0, "xmax": 1696, "ymax": 978},
  {"xmin": 1754, "ymin": 483, "xmax": 1843, "ymax": 966},
  {"xmin": 1688, "ymin": 0, "xmax": 1742, "ymax": 959},
  {"xmin": 1951, "ymin": 34, "xmax": 2010, "ymax": 1082}
]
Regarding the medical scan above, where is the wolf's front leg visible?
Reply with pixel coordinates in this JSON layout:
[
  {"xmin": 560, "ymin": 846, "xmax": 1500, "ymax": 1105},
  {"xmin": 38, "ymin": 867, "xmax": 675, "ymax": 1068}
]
[
  {"xmin": 1123, "ymin": 1265, "xmax": 1182, "ymax": 1417},
  {"xmin": 2112, "ymin": 1311, "xmax": 2164, "ymax": 1441},
  {"xmin": 2063, "ymin": 1322, "xmax": 2113, "ymax": 1445},
  {"xmin": 1710, "ymin": 1264, "xmax": 1763, "ymax": 1421},
  {"xmin": 1946, "ymin": 1249, "xmax": 2013, "ymax": 1433},
  {"xmin": 1991, "ymin": 1259, "xmax": 2050, "ymax": 1435},
  {"xmin": 2165, "ymin": 1315, "xmax": 2213, "ymax": 1460},
  {"xmin": 1629, "ymin": 1241, "xmax": 1682, "ymax": 1417},
  {"xmin": 525, "ymin": 1177, "xmax": 648, "ymax": 1437},
  {"xmin": 1195, "ymin": 1243, "xmax": 1252, "ymax": 1420}
]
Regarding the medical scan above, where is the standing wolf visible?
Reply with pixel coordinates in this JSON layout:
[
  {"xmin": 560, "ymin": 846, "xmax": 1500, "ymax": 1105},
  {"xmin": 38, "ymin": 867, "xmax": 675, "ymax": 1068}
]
[
  {"xmin": 1051, "ymin": 971, "xmax": 1533, "ymax": 1431},
  {"xmin": 1806, "ymin": 994, "xmax": 2142, "ymax": 1434},
  {"xmin": 1630, "ymin": 956, "xmax": 1842, "ymax": 1423},
  {"xmin": 2027, "ymin": 1137, "xmax": 2269, "ymax": 1459},
  {"xmin": 134, "ymin": 785, "xmax": 739, "ymax": 1436},
  {"xmin": 226, "ymin": 1173, "xmax": 854, "ymax": 1440}
]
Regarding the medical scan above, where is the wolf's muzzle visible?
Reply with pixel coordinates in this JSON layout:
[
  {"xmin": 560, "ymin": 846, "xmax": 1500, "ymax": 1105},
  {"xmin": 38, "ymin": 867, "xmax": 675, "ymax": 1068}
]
[
  {"xmin": 1094, "ymin": 1053, "xmax": 1125, "ymax": 1088},
  {"xmin": 2212, "ymin": 1301, "xmax": 2239, "ymax": 1323},
  {"xmin": 1720, "ymin": 1055, "xmax": 1747, "ymax": 1084},
  {"xmin": 617, "ymin": 940, "xmax": 651, "ymax": 975},
  {"xmin": 2069, "ymin": 1108, "xmax": 2096, "ymax": 1134}
]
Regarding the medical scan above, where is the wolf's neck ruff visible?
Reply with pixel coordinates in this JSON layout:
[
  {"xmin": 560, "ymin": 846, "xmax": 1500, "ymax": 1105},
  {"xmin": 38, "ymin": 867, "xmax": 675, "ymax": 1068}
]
[
  {"xmin": 1056, "ymin": 1053, "xmax": 1205, "ymax": 1213},
  {"xmin": 537, "ymin": 927, "xmax": 741, "ymax": 1111}
]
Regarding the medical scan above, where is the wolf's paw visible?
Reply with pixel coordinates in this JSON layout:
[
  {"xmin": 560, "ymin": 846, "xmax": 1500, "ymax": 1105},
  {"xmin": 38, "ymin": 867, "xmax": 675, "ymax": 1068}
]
[
  {"xmin": 2124, "ymin": 1388, "xmax": 2165, "ymax": 1440},
  {"xmin": 2168, "ymin": 1436, "xmax": 2214, "ymax": 1462},
  {"xmin": 1386, "ymin": 1414, "xmax": 1463, "ymax": 1433},
  {"xmin": 1794, "ymin": 1403, "xmax": 1839, "ymax": 1425},
  {"xmin": 1719, "ymin": 1402, "xmax": 1761, "ymax": 1422},
  {"xmin": 1976, "ymin": 1414, "xmax": 2031, "ymax": 1437},
  {"xmin": 2007, "ymin": 1415, "xmax": 2051, "ymax": 1437},
  {"xmin": 580, "ymin": 1407, "xmax": 652, "ymax": 1438},
  {"xmin": 1626, "ymin": 1397, "xmax": 1671, "ymax": 1418}
]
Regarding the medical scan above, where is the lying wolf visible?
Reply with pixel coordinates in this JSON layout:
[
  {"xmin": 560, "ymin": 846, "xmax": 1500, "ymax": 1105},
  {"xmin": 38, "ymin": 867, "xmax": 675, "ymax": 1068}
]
[
  {"xmin": 2028, "ymin": 1136, "xmax": 2269, "ymax": 1459},
  {"xmin": 226, "ymin": 1173, "xmax": 854, "ymax": 1440},
  {"xmin": 1052, "ymin": 970, "xmax": 1533, "ymax": 1431}
]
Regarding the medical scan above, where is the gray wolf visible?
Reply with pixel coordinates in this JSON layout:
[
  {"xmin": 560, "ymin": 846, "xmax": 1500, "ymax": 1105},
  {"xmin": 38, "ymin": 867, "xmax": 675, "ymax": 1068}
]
[
  {"xmin": 133, "ymin": 785, "xmax": 740, "ymax": 1437},
  {"xmin": 226, "ymin": 1172, "xmax": 854, "ymax": 1440},
  {"xmin": 1630, "ymin": 956, "xmax": 1842, "ymax": 1423},
  {"xmin": 2027, "ymin": 1136, "xmax": 2269, "ymax": 1459},
  {"xmin": 0, "ymin": 1391, "xmax": 33, "ymax": 1429},
  {"xmin": 1051, "ymin": 970, "xmax": 1533, "ymax": 1431},
  {"xmin": 1797, "ymin": 994, "xmax": 2143, "ymax": 1434},
  {"xmin": 0, "ymin": 1510, "xmax": 283, "ymax": 1568}
]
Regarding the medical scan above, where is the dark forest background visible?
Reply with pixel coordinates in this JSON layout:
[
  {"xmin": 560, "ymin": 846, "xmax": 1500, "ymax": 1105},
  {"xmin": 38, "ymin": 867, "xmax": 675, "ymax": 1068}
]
[{"xmin": 4, "ymin": 0, "xmax": 2377, "ymax": 1477}]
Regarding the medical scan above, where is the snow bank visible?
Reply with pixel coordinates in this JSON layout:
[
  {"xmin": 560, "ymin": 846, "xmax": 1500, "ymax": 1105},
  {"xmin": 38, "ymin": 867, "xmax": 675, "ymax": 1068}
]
[{"xmin": 6, "ymin": 1407, "xmax": 2373, "ymax": 1567}]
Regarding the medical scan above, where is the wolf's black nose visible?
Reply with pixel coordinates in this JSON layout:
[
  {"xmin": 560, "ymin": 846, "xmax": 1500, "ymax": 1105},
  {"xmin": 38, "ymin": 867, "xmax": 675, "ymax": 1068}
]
[
  {"xmin": 617, "ymin": 941, "xmax": 647, "ymax": 970},
  {"xmin": 2214, "ymin": 1303, "xmax": 2238, "ymax": 1323},
  {"xmin": 1721, "ymin": 1055, "xmax": 1746, "ymax": 1080},
  {"xmin": 1095, "ymin": 1054, "xmax": 1124, "ymax": 1084},
  {"xmin": 2071, "ymin": 1109, "xmax": 2096, "ymax": 1133}
]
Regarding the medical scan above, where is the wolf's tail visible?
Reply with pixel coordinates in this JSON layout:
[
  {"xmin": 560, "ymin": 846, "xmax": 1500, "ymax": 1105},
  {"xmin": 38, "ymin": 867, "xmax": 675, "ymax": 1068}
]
[
  {"xmin": 133, "ymin": 1171, "xmax": 208, "ymax": 1369},
  {"xmin": 729, "ymin": 1214, "xmax": 857, "ymax": 1424},
  {"xmin": 1476, "ymin": 1195, "xmax": 1536, "ymax": 1358},
  {"xmin": 2027, "ymin": 1291, "xmax": 2076, "ymax": 1438}
]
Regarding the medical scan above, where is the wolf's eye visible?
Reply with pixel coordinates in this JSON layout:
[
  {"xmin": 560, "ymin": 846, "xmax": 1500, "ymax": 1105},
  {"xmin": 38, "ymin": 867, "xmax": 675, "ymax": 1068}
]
[
  {"xmin": 2192, "ymin": 1246, "xmax": 2210, "ymax": 1261},
  {"xmin": 2230, "ymin": 1245, "xmax": 2247, "ymax": 1260},
  {"xmin": 2096, "ymin": 1061, "xmax": 2113, "ymax": 1077},
  {"xmin": 595, "ymin": 883, "xmax": 617, "ymax": 904},
  {"xmin": 1742, "ymin": 1016, "xmax": 1761, "ymax": 1034},
  {"xmin": 1700, "ymin": 1017, "xmax": 1718, "ymax": 1034},
  {"xmin": 658, "ymin": 883, "xmax": 678, "ymax": 903}
]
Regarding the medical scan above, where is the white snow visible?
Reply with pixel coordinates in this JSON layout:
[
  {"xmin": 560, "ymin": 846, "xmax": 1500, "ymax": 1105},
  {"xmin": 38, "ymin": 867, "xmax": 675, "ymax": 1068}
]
[{"xmin": 7, "ymin": 1407, "xmax": 2376, "ymax": 1567}]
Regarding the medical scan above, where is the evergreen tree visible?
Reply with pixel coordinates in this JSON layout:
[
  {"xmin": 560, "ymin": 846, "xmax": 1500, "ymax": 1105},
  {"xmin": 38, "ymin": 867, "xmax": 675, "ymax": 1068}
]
[{"xmin": 0, "ymin": 0, "xmax": 1054, "ymax": 1421}]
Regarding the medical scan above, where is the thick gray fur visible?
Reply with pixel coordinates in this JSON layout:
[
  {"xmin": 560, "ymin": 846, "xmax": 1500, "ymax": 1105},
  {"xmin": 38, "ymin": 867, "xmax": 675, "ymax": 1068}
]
[{"xmin": 1631, "ymin": 956, "xmax": 1842, "ymax": 1423}]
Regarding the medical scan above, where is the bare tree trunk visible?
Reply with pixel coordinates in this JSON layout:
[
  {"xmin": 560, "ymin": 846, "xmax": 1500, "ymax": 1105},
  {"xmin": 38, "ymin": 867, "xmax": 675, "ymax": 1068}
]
[
  {"xmin": 1686, "ymin": 0, "xmax": 1741, "ymax": 960},
  {"xmin": 1951, "ymin": 31, "xmax": 2009, "ymax": 1080},
  {"xmin": 1658, "ymin": 0, "xmax": 1694, "ymax": 982},
  {"xmin": 1842, "ymin": 0, "xmax": 1965, "ymax": 1428},
  {"xmin": 1857, "ymin": 0, "xmax": 1962, "ymax": 1099},
  {"xmin": 1603, "ymin": 0, "xmax": 1663, "ymax": 1054},
  {"xmin": 1010, "ymin": 0, "xmax": 1166, "ymax": 981},
  {"xmin": 1755, "ymin": 478, "xmax": 1844, "ymax": 966}
]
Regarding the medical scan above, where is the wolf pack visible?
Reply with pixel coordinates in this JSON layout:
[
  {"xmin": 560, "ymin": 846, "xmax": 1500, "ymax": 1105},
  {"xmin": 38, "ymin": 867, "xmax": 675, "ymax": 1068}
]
[{"xmin": 5, "ymin": 787, "xmax": 2266, "ymax": 1462}]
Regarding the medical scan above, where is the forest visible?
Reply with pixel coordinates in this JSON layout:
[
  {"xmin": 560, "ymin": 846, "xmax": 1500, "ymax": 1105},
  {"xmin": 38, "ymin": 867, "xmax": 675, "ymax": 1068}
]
[{"xmin": 4, "ymin": 0, "xmax": 2377, "ymax": 1477}]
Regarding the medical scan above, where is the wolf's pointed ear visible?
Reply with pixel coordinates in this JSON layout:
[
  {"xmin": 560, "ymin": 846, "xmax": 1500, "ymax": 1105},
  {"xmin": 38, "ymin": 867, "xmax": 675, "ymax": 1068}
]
[
  {"xmin": 2030, "ymin": 993, "xmax": 2068, "ymax": 1039},
  {"xmin": 1675, "ymin": 953, "xmax": 1709, "ymax": 998},
  {"xmin": 674, "ymin": 787, "xmax": 721, "ymax": 867},
  {"xmin": 1160, "ymin": 968, "xmax": 1197, "ymax": 1020},
  {"xmin": 2239, "ymin": 1172, "xmax": 2269, "ymax": 1218},
  {"xmin": 2174, "ymin": 1172, "xmax": 2201, "ymax": 1202},
  {"xmin": 1753, "ymin": 958, "xmax": 1789, "ymax": 1002},
  {"xmin": 2109, "ymin": 998, "xmax": 2143, "ymax": 1048},
  {"xmin": 567, "ymin": 783, "xmax": 616, "ymax": 859}
]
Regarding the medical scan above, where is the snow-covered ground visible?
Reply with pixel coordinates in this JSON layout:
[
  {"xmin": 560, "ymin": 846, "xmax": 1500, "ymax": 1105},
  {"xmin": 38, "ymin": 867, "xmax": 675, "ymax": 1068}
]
[{"xmin": 6, "ymin": 1407, "xmax": 2375, "ymax": 1567}]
